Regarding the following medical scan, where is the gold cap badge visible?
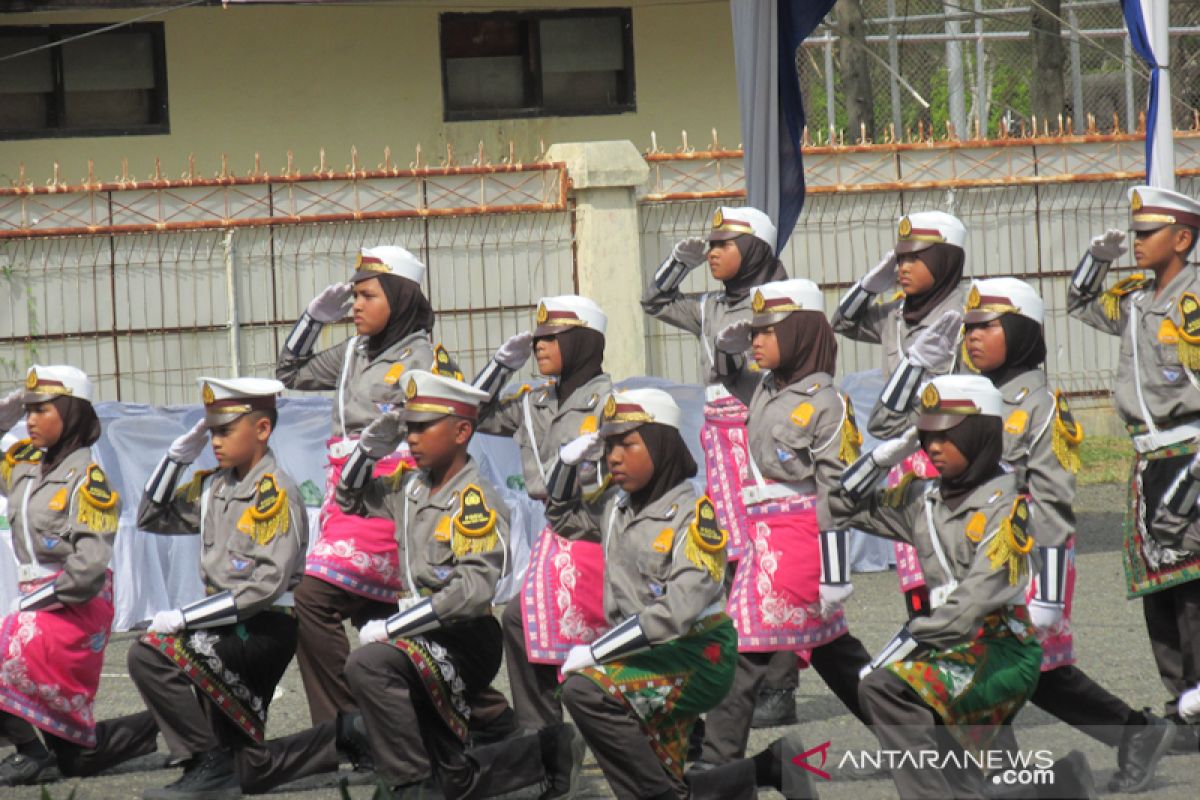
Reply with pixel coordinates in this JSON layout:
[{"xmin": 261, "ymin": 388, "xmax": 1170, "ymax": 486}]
[
  {"xmin": 966, "ymin": 285, "xmax": 981, "ymax": 310},
  {"xmin": 25, "ymin": 370, "xmax": 38, "ymax": 391},
  {"xmin": 752, "ymin": 290, "xmax": 766, "ymax": 313},
  {"xmin": 603, "ymin": 395, "xmax": 618, "ymax": 420},
  {"xmin": 1131, "ymin": 189, "xmax": 1143, "ymax": 212},
  {"xmin": 712, "ymin": 209, "xmax": 724, "ymax": 228},
  {"xmin": 202, "ymin": 382, "xmax": 216, "ymax": 405},
  {"xmin": 898, "ymin": 216, "xmax": 913, "ymax": 238},
  {"xmin": 921, "ymin": 383, "xmax": 941, "ymax": 410},
  {"xmin": 405, "ymin": 377, "xmax": 418, "ymax": 400}
]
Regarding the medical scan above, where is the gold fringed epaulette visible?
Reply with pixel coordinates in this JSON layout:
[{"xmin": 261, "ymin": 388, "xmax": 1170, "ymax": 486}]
[
  {"xmin": 77, "ymin": 464, "xmax": 119, "ymax": 534},
  {"xmin": 1051, "ymin": 391, "xmax": 1083, "ymax": 474},
  {"xmin": 1176, "ymin": 292, "xmax": 1200, "ymax": 370},
  {"xmin": 2, "ymin": 439, "xmax": 41, "ymax": 484},
  {"xmin": 501, "ymin": 384, "xmax": 533, "ymax": 404},
  {"xmin": 176, "ymin": 470, "xmax": 215, "ymax": 504},
  {"xmin": 882, "ymin": 472, "xmax": 917, "ymax": 509},
  {"xmin": 385, "ymin": 461, "xmax": 412, "ymax": 491},
  {"xmin": 685, "ymin": 496, "xmax": 727, "ymax": 583},
  {"xmin": 582, "ymin": 474, "xmax": 612, "ymax": 505},
  {"xmin": 838, "ymin": 398, "xmax": 862, "ymax": 466},
  {"xmin": 452, "ymin": 483, "xmax": 499, "ymax": 557},
  {"xmin": 986, "ymin": 497, "xmax": 1034, "ymax": 586},
  {"xmin": 1100, "ymin": 274, "xmax": 1150, "ymax": 321},
  {"xmin": 238, "ymin": 473, "xmax": 289, "ymax": 546}
]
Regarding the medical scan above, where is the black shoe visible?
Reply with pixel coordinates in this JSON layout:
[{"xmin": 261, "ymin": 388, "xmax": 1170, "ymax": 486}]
[
  {"xmin": 143, "ymin": 750, "xmax": 241, "ymax": 800},
  {"xmin": 1165, "ymin": 715, "xmax": 1198, "ymax": 755},
  {"xmin": 537, "ymin": 723, "xmax": 586, "ymax": 799},
  {"xmin": 1109, "ymin": 710, "xmax": 1175, "ymax": 793},
  {"xmin": 470, "ymin": 706, "xmax": 519, "ymax": 746},
  {"xmin": 751, "ymin": 688, "xmax": 797, "ymax": 728},
  {"xmin": 687, "ymin": 717, "xmax": 706, "ymax": 762},
  {"xmin": 391, "ymin": 776, "xmax": 444, "ymax": 799},
  {"xmin": 0, "ymin": 750, "xmax": 58, "ymax": 786},
  {"xmin": 336, "ymin": 710, "xmax": 375, "ymax": 773}
]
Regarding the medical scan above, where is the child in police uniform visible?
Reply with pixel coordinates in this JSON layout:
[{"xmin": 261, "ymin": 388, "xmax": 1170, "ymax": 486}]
[
  {"xmin": 336, "ymin": 370, "xmax": 578, "ymax": 798},
  {"xmin": 547, "ymin": 388, "xmax": 738, "ymax": 800},
  {"xmin": 832, "ymin": 375, "xmax": 1042, "ymax": 799},
  {"xmin": 964, "ymin": 277, "xmax": 1176, "ymax": 792},
  {"xmin": 692, "ymin": 279, "xmax": 871, "ymax": 768},
  {"xmin": 1069, "ymin": 186, "xmax": 1200, "ymax": 751},
  {"xmin": 0, "ymin": 367, "xmax": 150, "ymax": 785},
  {"xmin": 130, "ymin": 377, "xmax": 334, "ymax": 800}
]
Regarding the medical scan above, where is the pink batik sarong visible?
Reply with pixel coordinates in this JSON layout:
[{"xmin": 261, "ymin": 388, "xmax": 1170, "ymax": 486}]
[
  {"xmin": 1027, "ymin": 535, "xmax": 1077, "ymax": 671},
  {"xmin": 521, "ymin": 524, "xmax": 607, "ymax": 663},
  {"xmin": 701, "ymin": 396, "xmax": 754, "ymax": 560},
  {"xmin": 888, "ymin": 451, "xmax": 940, "ymax": 593}
]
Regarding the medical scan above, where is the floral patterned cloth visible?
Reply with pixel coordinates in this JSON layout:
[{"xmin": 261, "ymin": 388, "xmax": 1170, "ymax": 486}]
[
  {"xmin": 701, "ymin": 397, "xmax": 754, "ymax": 560},
  {"xmin": 521, "ymin": 524, "xmax": 607, "ymax": 664}
]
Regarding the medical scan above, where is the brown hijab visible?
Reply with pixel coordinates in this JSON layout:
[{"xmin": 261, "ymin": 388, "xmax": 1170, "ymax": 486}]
[
  {"xmin": 554, "ymin": 327, "xmax": 606, "ymax": 404},
  {"xmin": 902, "ymin": 243, "xmax": 965, "ymax": 325},
  {"xmin": 920, "ymin": 415, "xmax": 1005, "ymax": 511},
  {"xmin": 769, "ymin": 309, "xmax": 838, "ymax": 387},
  {"xmin": 623, "ymin": 423, "xmax": 698, "ymax": 514},
  {"xmin": 41, "ymin": 396, "xmax": 101, "ymax": 474},
  {"xmin": 724, "ymin": 235, "xmax": 789, "ymax": 303},
  {"xmin": 363, "ymin": 274, "xmax": 435, "ymax": 359}
]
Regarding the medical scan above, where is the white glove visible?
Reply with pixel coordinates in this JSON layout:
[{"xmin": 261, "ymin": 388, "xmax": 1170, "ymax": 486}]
[
  {"xmin": 167, "ymin": 419, "xmax": 210, "ymax": 464},
  {"xmin": 671, "ymin": 236, "xmax": 708, "ymax": 269},
  {"xmin": 0, "ymin": 389, "xmax": 23, "ymax": 432},
  {"xmin": 149, "ymin": 609, "xmax": 186, "ymax": 635},
  {"xmin": 1180, "ymin": 685, "xmax": 1200, "ymax": 722},
  {"xmin": 871, "ymin": 427, "xmax": 921, "ymax": 469},
  {"xmin": 359, "ymin": 410, "xmax": 405, "ymax": 458},
  {"xmin": 494, "ymin": 331, "xmax": 534, "ymax": 370},
  {"xmin": 819, "ymin": 583, "xmax": 854, "ymax": 617},
  {"xmin": 560, "ymin": 644, "xmax": 597, "ymax": 675},
  {"xmin": 307, "ymin": 282, "xmax": 354, "ymax": 323},
  {"xmin": 1027, "ymin": 600, "xmax": 1064, "ymax": 631},
  {"xmin": 907, "ymin": 311, "xmax": 963, "ymax": 372},
  {"xmin": 715, "ymin": 319, "xmax": 752, "ymax": 354},
  {"xmin": 1088, "ymin": 229, "xmax": 1127, "ymax": 262},
  {"xmin": 861, "ymin": 250, "xmax": 898, "ymax": 294},
  {"xmin": 559, "ymin": 432, "xmax": 603, "ymax": 467},
  {"xmin": 358, "ymin": 619, "xmax": 389, "ymax": 645}
]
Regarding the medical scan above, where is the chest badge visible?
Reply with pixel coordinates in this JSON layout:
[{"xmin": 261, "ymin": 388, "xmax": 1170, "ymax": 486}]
[
  {"xmin": 790, "ymin": 402, "xmax": 815, "ymax": 428},
  {"xmin": 652, "ymin": 527, "xmax": 674, "ymax": 554},
  {"xmin": 383, "ymin": 363, "xmax": 406, "ymax": 385},
  {"xmin": 965, "ymin": 511, "xmax": 987, "ymax": 543},
  {"xmin": 48, "ymin": 487, "xmax": 69, "ymax": 512},
  {"xmin": 1004, "ymin": 410, "xmax": 1029, "ymax": 436},
  {"xmin": 434, "ymin": 515, "xmax": 452, "ymax": 542}
]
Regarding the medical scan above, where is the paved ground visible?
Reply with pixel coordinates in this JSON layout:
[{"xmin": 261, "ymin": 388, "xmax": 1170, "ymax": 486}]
[{"xmin": 10, "ymin": 483, "xmax": 1200, "ymax": 799}]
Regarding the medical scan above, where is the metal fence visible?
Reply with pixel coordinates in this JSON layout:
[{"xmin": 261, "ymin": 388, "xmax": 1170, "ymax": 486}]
[
  {"xmin": 638, "ymin": 129, "xmax": 1200, "ymax": 401},
  {"xmin": 803, "ymin": 0, "xmax": 1199, "ymax": 142},
  {"xmin": 0, "ymin": 161, "xmax": 573, "ymax": 405}
]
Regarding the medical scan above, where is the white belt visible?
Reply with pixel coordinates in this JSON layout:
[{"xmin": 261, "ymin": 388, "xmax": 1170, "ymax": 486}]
[
  {"xmin": 741, "ymin": 479, "xmax": 815, "ymax": 507},
  {"xmin": 1132, "ymin": 421, "xmax": 1200, "ymax": 455},
  {"xmin": 17, "ymin": 563, "xmax": 53, "ymax": 583},
  {"xmin": 705, "ymin": 384, "xmax": 732, "ymax": 403},
  {"xmin": 274, "ymin": 591, "xmax": 295, "ymax": 608}
]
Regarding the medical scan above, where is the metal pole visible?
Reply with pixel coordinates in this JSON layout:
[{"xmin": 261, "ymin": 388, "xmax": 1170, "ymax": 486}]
[
  {"xmin": 223, "ymin": 229, "xmax": 241, "ymax": 377},
  {"xmin": 1147, "ymin": 0, "xmax": 1175, "ymax": 189},
  {"xmin": 1068, "ymin": 7, "xmax": 1084, "ymax": 132},
  {"xmin": 888, "ymin": 0, "xmax": 903, "ymax": 135},
  {"xmin": 1123, "ymin": 35, "xmax": 1136, "ymax": 133},
  {"xmin": 974, "ymin": 0, "xmax": 986, "ymax": 135},
  {"xmin": 823, "ymin": 32, "xmax": 836, "ymax": 137},
  {"xmin": 943, "ymin": 2, "xmax": 967, "ymax": 137}
]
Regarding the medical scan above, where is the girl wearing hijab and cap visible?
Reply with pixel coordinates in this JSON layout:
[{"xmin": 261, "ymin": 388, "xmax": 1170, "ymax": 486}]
[
  {"xmin": 546, "ymin": 388, "xmax": 740, "ymax": 799},
  {"xmin": 276, "ymin": 246, "xmax": 440, "ymax": 730},
  {"xmin": 0, "ymin": 366, "xmax": 131, "ymax": 785},
  {"xmin": 832, "ymin": 210, "xmax": 969, "ymax": 619},
  {"xmin": 830, "ymin": 374, "xmax": 1045, "ymax": 799},
  {"xmin": 685, "ymin": 280, "xmax": 872, "ymax": 772},
  {"xmin": 643, "ymin": 207, "xmax": 800, "ymax": 726},
  {"xmin": 470, "ymin": 296, "xmax": 610, "ymax": 756},
  {"xmin": 964, "ymin": 278, "xmax": 1175, "ymax": 793}
]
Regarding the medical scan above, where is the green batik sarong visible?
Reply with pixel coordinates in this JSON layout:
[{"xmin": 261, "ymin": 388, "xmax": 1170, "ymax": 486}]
[
  {"xmin": 888, "ymin": 605, "xmax": 1042, "ymax": 755},
  {"xmin": 578, "ymin": 614, "xmax": 736, "ymax": 779}
]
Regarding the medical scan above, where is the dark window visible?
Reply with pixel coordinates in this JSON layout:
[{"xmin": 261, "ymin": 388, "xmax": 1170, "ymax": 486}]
[
  {"xmin": 0, "ymin": 23, "xmax": 168, "ymax": 140},
  {"xmin": 440, "ymin": 9, "xmax": 635, "ymax": 121}
]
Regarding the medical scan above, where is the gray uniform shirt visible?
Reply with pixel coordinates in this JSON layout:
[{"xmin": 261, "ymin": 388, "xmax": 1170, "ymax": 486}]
[
  {"xmin": 641, "ymin": 284, "xmax": 751, "ymax": 386},
  {"xmin": 1, "ymin": 444, "xmax": 116, "ymax": 604},
  {"xmin": 276, "ymin": 331, "xmax": 434, "ymax": 437},
  {"xmin": 999, "ymin": 370, "xmax": 1074, "ymax": 550},
  {"xmin": 1069, "ymin": 267, "xmax": 1200, "ymax": 428},
  {"xmin": 829, "ymin": 472, "xmax": 1028, "ymax": 649},
  {"xmin": 136, "ymin": 449, "xmax": 308, "ymax": 618},
  {"xmin": 336, "ymin": 458, "xmax": 509, "ymax": 623},
  {"xmin": 475, "ymin": 373, "xmax": 611, "ymax": 499},
  {"xmin": 546, "ymin": 481, "xmax": 726, "ymax": 645}
]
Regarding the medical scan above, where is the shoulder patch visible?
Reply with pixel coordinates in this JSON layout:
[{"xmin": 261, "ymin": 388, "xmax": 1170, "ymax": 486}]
[
  {"xmin": 2, "ymin": 439, "xmax": 42, "ymax": 484},
  {"xmin": 452, "ymin": 483, "xmax": 499, "ymax": 557},
  {"xmin": 77, "ymin": 464, "xmax": 119, "ymax": 534},
  {"xmin": 1004, "ymin": 409, "xmax": 1029, "ymax": 436},
  {"xmin": 790, "ymin": 402, "xmax": 815, "ymax": 428},
  {"xmin": 986, "ymin": 497, "xmax": 1033, "ymax": 586},
  {"xmin": 1176, "ymin": 292, "xmax": 1200, "ymax": 370},
  {"xmin": 239, "ymin": 473, "xmax": 290, "ymax": 546},
  {"xmin": 432, "ymin": 344, "xmax": 464, "ymax": 381},
  {"xmin": 685, "ymin": 496, "xmax": 726, "ymax": 582},
  {"xmin": 1052, "ymin": 391, "xmax": 1083, "ymax": 473},
  {"xmin": 1100, "ymin": 273, "xmax": 1150, "ymax": 321}
]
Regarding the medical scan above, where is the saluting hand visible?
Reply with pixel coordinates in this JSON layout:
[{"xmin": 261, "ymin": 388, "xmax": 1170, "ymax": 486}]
[
  {"xmin": 861, "ymin": 249, "xmax": 898, "ymax": 294},
  {"xmin": 1088, "ymin": 229, "xmax": 1126, "ymax": 262},
  {"xmin": 307, "ymin": 282, "xmax": 354, "ymax": 323},
  {"xmin": 714, "ymin": 319, "xmax": 752, "ymax": 354},
  {"xmin": 167, "ymin": 419, "xmax": 210, "ymax": 464},
  {"xmin": 494, "ymin": 331, "xmax": 534, "ymax": 370},
  {"xmin": 671, "ymin": 236, "xmax": 708, "ymax": 269}
]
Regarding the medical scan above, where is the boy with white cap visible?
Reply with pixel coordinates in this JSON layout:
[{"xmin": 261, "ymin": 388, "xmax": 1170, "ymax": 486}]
[
  {"xmin": 831, "ymin": 375, "xmax": 1046, "ymax": 798},
  {"xmin": 1069, "ymin": 185, "xmax": 1200, "ymax": 749},
  {"xmin": 336, "ymin": 370, "xmax": 577, "ymax": 798},
  {"xmin": 129, "ymin": 377, "xmax": 334, "ymax": 799},
  {"xmin": 0, "ymin": 366, "xmax": 150, "ymax": 786}
]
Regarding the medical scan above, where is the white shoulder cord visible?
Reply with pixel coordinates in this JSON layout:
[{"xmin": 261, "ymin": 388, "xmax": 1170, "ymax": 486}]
[
  {"xmin": 18, "ymin": 473, "xmax": 48, "ymax": 577},
  {"xmin": 1128, "ymin": 297, "xmax": 1159, "ymax": 437},
  {"xmin": 521, "ymin": 390, "xmax": 548, "ymax": 487},
  {"xmin": 923, "ymin": 488, "xmax": 959, "ymax": 607},
  {"xmin": 699, "ymin": 292, "xmax": 715, "ymax": 368},
  {"xmin": 336, "ymin": 336, "xmax": 359, "ymax": 439}
]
